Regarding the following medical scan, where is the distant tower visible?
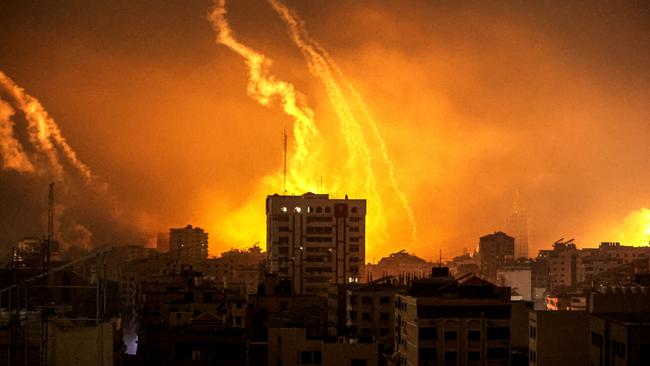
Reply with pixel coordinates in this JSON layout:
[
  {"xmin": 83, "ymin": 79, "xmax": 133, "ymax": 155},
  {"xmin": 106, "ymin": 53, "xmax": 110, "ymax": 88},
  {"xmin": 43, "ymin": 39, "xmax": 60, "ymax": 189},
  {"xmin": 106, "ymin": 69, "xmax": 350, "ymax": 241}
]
[{"xmin": 506, "ymin": 188, "xmax": 530, "ymax": 259}]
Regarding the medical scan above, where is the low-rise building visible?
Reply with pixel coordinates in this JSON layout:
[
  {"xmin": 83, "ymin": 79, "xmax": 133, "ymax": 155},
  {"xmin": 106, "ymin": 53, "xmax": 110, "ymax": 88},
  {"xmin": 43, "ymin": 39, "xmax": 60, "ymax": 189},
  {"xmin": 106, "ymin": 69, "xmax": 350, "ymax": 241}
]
[
  {"xmin": 589, "ymin": 313, "xmax": 650, "ymax": 366},
  {"xmin": 267, "ymin": 327, "xmax": 379, "ymax": 366},
  {"xmin": 346, "ymin": 280, "xmax": 405, "ymax": 354},
  {"xmin": 528, "ymin": 311, "xmax": 590, "ymax": 366},
  {"xmin": 497, "ymin": 265, "xmax": 532, "ymax": 301},
  {"xmin": 394, "ymin": 267, "xmax": 512, "ymax": 366}
]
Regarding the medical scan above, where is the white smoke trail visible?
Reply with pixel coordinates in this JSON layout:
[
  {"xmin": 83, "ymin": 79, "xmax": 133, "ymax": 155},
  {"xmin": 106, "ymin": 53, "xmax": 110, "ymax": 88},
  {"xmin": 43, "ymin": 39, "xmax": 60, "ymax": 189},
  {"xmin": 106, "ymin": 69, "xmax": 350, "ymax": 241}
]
[
  {"xmin": 268, "ymin": 0, "xmax": 399, "ymax": 244},
  {"xmin": 209, "ymin": 0, "xmax": 320, "ymax": 193},
  {"xmin": 0, "ymin": 70, "xmax": 92, "ymax": 181}
]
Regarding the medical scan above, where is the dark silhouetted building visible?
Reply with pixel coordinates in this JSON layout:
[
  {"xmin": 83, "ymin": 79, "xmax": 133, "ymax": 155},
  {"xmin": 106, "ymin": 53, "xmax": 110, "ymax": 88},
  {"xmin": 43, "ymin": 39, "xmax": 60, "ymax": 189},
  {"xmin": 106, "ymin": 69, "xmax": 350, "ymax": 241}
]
[
  {"xmin": 479, "ymin": 232, "xmax": 515, "ymax": 283},
  {"xmin": 169, "ymin": 225, "xmax": 209, "ymax": 265},
  {"xmin": 394, "ymin": 267, "xmax": 512, "ymax": 366}
]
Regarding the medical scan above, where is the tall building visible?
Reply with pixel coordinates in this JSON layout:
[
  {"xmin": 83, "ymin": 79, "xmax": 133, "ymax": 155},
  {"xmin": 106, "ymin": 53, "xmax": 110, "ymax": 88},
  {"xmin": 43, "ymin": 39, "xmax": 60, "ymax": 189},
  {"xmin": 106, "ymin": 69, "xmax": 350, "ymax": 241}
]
[
  {"xmin": 266, "ymin": 193, "xmax": 366, "ymax": 295},
  {"xmin": 169, "ymin": 225, "xmax": 209, "ymax": 264},
  {"xmin": 479, "ymin": 231, "xmax": 515, "ymax": 283},
  {"xmin": 506, "ymin": 192, "xmax": 530, "ymax": 259}
]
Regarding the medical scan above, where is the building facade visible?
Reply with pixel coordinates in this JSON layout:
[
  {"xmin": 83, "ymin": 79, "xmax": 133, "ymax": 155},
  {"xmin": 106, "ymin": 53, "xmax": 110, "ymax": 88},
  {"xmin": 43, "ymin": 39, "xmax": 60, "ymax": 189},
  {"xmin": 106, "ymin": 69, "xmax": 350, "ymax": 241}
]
[
  {"xmin": 394, "ymin": 269, "xmax": 512, "ymax": 366},
  {"xmin": 169, "ymin": 225, "xmax": 209, "ymax": 265},
  {"xmin": 479, "ymin": 232, "xmax": 515, "ymax": 283},
  {"xmin": 266, "ymin": 193, "xmax": 366, "ymax": 295}
]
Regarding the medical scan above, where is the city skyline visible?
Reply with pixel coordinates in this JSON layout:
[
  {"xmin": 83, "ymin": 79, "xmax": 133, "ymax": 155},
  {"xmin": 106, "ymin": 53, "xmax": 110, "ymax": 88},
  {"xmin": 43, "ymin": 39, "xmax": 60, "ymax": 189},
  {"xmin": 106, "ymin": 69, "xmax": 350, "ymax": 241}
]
[{"xmin": 0, "ymin": 0, "xmax": 649, "ymax": 262}]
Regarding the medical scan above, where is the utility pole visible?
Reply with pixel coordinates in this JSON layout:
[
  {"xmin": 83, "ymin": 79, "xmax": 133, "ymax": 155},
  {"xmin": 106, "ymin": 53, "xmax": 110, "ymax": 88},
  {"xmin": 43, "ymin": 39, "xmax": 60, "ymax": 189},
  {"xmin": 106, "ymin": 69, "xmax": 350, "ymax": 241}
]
[{"xmin": 40, "ymin": 182, "xmax": 53, "ymax": 366}]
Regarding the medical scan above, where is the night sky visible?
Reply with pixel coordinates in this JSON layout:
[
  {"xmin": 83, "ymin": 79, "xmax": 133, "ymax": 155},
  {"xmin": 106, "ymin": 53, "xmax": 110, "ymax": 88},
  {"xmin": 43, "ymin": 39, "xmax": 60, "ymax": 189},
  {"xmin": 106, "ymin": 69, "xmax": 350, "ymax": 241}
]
[{"xmin": 0, "ymin": 0, "xmax": 649, "ymax": 260}]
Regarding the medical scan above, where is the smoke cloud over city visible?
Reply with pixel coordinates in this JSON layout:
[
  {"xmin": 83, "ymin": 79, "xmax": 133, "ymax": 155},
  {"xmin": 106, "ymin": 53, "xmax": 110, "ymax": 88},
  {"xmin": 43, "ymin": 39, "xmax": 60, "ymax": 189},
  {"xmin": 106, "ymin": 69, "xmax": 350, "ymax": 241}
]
[{"xmin": 0, "ymin": 0, "xmax": 648, "ymax": 260}]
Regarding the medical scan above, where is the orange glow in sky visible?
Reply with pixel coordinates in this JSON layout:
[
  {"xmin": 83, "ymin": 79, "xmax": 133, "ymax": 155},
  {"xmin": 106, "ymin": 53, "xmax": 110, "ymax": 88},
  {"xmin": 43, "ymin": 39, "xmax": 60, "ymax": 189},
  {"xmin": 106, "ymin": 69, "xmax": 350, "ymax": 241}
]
[{"xmin": 0, "ymin": 0, "xmax": 648, "ymax": 260}]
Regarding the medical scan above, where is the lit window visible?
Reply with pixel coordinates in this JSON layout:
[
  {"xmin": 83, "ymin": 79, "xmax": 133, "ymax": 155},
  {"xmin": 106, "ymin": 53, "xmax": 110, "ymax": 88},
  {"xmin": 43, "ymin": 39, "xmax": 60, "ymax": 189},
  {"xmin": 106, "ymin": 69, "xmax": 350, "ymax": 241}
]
[
  {"xmin": 294, "ymin": 207, "xmax": 302, "ymax": 213},
  {"xmin": 280, "ymin": 206, "xmax": 287, "ymax": 212}
]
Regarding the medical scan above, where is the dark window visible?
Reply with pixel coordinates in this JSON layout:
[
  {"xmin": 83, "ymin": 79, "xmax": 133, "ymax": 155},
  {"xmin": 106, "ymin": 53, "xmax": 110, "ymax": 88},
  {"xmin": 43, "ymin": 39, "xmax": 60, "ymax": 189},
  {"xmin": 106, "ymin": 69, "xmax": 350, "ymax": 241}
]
[
  {"xmin": 444, "ymin": 331, "xmax": 457, "ymax": 340},
  {"xmin": 362, "ymin": 296, "xmax": 371, "ymax": 304},
  {"xmin": 612, "ymin": 341, "xmax": 626, "ymax": 357},
  {"xmin": 468, "ymin": 330, "xmax": 480, "ymax": 341},
  {"xmin": 351, "ymin": 360, "xmax": 367, "ymax": 366},
  {"xmin": 380, "ymin": 327, "xmax": 389, "ymax": 336},
  {"xmin": 419, "ymin": 347, "xmax": 437, "ymax": 361},
  {"xmin": 380, "ymin": 312, "xmax": 390, "ymax": 320},
  {"xmin": 591, "ymin": 332, "xmax": 603, "ymax": 347},
  {"xmin": 468, "ymin": 351, "xmax": 481, "ymax": 361},
  {"xmin": 313, "ymin": 352, "xmax": 322, "ymax": 364},
  {"xmin": 349, "ymin": 311, "xmax": 357, "ymax": 321},
  {"xmin": 306, "ymin": 226, "xmax": 333, "ymax": 234},
  {"xmin": 419, "ymin": 327, "xmax": 437, "ymax": 340},
  {"xmin": 235, "ymin": 316, "xmax": 242, "ymax": 326},
  {"xmin": 300, "ymin": 351, "xmax": 322, "ymax": 364},
  {"xmin": 487, "ymin": 327, "xmax": 509, "ymax": 340},
  {"xmin": 641, "ymin": 344, "xmax": 650, "ymax": 364},
  {"xmin": 362, "ymin": 312, "xmax": 371, "ymax": 320},
  {"xmin": 350, "ymin": 296, "xmax": 358, "ymax": 304},
  {"xmin": 380, "ymin": 296, "xmax": 390, "ymax": 304},
  {"xmin": 487, "ymin": 348, "xmax": 509, "ymax": 360},
  {"xmin": 444, "ymin": 351, "xmax": 457, "ymax": 362}
]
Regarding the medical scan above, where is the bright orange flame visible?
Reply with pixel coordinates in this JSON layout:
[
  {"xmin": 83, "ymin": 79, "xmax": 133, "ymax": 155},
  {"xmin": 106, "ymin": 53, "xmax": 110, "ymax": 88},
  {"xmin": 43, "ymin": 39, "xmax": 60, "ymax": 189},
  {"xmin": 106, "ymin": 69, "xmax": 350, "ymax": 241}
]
[
  {"xmin": 612, "ymin": 208, "xmax": 650, "ymax": 246},
  {"xmin": 207, "ymin": 0, "xmax": 422, "ymax": 258},
  {"xmin": 268, "ymin": 0, "xmax": 417, "ymax": 246}
]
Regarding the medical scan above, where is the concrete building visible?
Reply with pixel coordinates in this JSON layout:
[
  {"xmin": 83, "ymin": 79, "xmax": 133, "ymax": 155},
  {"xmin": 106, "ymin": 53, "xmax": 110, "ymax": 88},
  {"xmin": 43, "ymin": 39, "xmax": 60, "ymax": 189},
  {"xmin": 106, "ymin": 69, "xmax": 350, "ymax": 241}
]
[
  {"xmin": 169, "ymin": 225, "xmax": 209, "ymax": 265},
  {"xmin": 394, "ymin": 268, "xmax": 512, "ymax": 366},
  {"xmin": 267, "ymin": 327, "xmax": 379, "ymax": 366},
  {"xmin": 497, "ymin": 265, "xmax": 532, "ymax": 301},
  {"xmin": 589, "ymin": 313, "xmax": 650, "ymax": 366},
  {"xmin": 0, "ymin": 315, "xmax": 121, "ymax": 366},
  {"xmin": 528, "ymin": 311, "xmax": 590, "ymax": 366},
  {"xmin": 479, "ymin": 232, "xmax": 515, "ymax": 283},
  {"xmin": 266, "ymin": 193, "xmax": 366, "ymax": 295},
  {"xmin": 327, "ymin": 283, "xmax": 357, "ymax": 337},
  {"xmin": 346, "ymin": 281, "xmax": 405, "ymax": 353},
  {"xmin": 546, "ymin": 240, "xmax": 580, "ymax": 290}
]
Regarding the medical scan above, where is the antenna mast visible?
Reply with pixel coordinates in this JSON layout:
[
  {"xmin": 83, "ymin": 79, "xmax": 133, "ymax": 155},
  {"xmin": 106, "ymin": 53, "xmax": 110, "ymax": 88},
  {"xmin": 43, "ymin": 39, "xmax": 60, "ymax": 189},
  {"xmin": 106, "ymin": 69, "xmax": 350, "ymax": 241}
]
[{"xmin": 283, "ymin": 130, "xmax": 288, "ymax": 194}]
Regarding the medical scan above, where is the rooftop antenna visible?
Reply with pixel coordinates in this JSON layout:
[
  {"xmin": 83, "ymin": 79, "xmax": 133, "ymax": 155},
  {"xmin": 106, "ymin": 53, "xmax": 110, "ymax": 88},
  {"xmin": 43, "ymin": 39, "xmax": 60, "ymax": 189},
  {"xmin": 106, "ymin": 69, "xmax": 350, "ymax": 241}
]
[
  {"xmin": 438, "ymin": 249, "xmax": 442, "ymax": 267},
  {"xmin": 283, "ymin": 129, "xmax": 288, "ymax": 194}
]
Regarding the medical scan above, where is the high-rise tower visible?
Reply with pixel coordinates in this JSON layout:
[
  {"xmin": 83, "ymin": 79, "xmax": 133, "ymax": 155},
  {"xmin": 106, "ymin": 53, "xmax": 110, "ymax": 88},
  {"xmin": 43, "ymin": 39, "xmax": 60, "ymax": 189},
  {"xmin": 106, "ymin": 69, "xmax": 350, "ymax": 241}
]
[
  {"xmin": 266, "ymin": 192, "xmax": 366, "ymax": 295},
  {"xmin": 506, "ymin": 189, "xmax": 530, "ymax": 259}
]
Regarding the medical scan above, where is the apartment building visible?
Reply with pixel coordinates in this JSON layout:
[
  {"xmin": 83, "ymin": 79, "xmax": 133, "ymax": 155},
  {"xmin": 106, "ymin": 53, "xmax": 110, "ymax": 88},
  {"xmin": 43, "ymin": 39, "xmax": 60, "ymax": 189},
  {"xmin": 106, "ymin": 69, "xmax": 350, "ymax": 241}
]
[{"xmin": 266, "ymin": 193, "xmax": 366, "ymax": 295}]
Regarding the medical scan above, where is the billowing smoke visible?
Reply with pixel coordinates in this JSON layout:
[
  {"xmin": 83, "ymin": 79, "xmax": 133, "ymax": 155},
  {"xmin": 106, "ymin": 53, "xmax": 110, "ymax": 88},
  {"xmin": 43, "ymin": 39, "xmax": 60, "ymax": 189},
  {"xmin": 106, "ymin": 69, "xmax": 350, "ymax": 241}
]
[{"xmin": 0, "ymin": 70, "xmax": 148, "ymax": 257}]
